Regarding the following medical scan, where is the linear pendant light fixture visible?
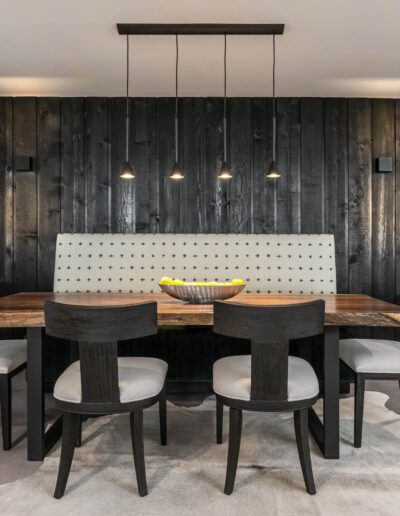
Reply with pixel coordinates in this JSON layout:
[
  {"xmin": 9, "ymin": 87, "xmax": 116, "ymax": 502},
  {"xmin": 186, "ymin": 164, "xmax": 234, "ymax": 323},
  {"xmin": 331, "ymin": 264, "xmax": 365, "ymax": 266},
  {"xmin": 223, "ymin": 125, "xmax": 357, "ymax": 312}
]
[
  {"xmin": 170, "ymin": 34, "xmax": 185, "ymax": 180},
  {"xmin": 117, "ymin": 24, "xmax": 285, "ymax": 180},
  {"xmin": 218, "ymin": 34, "xmax": 233, "ymax": 180},
  {"xmin": 120, "ymin": 35, "xmax": 135, "ymax": 179},
  {"xmin": 266, "ymin": 34, "xmax": 281, "ymax": 180}
]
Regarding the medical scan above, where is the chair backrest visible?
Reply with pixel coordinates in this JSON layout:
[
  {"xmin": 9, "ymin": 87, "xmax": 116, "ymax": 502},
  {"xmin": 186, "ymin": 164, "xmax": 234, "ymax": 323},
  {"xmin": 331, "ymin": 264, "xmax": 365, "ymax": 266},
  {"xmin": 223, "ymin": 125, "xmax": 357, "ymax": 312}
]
[
  {"xmin": 44, "ymin": 301, "xmax": 157, "ymax": 404},
  {"xmin": 213, "ymin": 300, "xmax": 325, "ymax": 402},
  {"xmin": 53, "ymin": 233, "xmax": 337, "ymax": 295}
]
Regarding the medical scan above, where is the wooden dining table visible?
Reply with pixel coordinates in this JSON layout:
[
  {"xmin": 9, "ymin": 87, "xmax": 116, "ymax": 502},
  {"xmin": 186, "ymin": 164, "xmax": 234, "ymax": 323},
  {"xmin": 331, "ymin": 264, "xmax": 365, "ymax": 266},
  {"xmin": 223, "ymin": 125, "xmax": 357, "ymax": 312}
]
[{"xmin": 1, "ymin": 291, "xmax": 400, "ymax": 462}]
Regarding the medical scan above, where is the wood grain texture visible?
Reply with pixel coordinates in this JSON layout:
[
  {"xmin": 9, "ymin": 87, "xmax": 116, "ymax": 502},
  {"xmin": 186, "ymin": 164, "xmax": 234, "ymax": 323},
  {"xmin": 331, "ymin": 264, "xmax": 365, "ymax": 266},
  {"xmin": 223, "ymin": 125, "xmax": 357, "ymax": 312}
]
[
  {"xmin": 301, "ymin": 98, "xmax": 324, "ymax": 233},
  {"xmin": 276, "ymin": 98, "xmax": 301, "ymax": 233},
  {"xmin": 252, "ymin": 98, "xmax": 275, "ymax": 233},
  {"xmin": 229, "ymin": 98, "xmax": 252, "ymax": 233},
  {"xmin": 13, "ymin": 98, "xmax": 38, "ymax": 292},
  {"xmin": 61, "ymin": 98, "xmax": 85, "ymax": 233},
  {"xmin": 134, "ymin": 98, "xmax": 159, "ymax": 233},
  {"xmin": 182, "ymin": 98, "xmax": 206, "ymax": 233},
  {"xmin": 37, "ymin": 98, "xmax": 61, "ymax": 291},
  {"xmin": 1, "ymin": 292, "xmax": 400, "ymax": 328},
  {"xmin": 372, "ymin": 100, "xmax": 395, "ymax": 304},
  {"xmin": 85, "ymin": 98, "xmax": 110, "ymax": 233},
  {"xmin": 324, "ymin": 99, "xmax": 348, "ymax": 293},
  {"xmin": 0, "ymin": 98, "xmax": 14, "ymax": 297},
  {"xmin": 205, "ymin": 98, "xmax": 226, "ymax": 233}
]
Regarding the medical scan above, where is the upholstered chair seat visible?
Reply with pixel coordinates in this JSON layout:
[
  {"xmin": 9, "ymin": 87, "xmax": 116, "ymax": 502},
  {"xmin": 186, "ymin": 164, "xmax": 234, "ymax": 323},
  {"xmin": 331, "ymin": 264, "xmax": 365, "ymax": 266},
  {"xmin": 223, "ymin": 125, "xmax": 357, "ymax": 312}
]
[
  {"xmin": 339, "ymin": 338, "xmax": 400, "ymax": 448},
  {"xmin": 0, "ymin": 339, "xmax": 27, "ymax": 450},
  {"xmin": 213, "ymin": 355, "xmax": 319, "ymax": 402},
  {"xmin": 54, "ymin": 357, "xmax": 168, "ymax": 404},
  {"xmin": 0, "ymin": 340, "xmax": 27, "ymax": 374},
  {"xmin": 339, "ymin": 338, "xmax": 400, "ymax": 373}
]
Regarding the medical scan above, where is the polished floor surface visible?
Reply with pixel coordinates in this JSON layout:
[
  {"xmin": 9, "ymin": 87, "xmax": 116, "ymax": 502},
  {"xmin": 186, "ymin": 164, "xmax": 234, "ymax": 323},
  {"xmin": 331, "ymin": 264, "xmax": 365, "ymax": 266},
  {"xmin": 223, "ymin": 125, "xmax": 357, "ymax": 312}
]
[{"xmin": 1, "ymin": 375, "xmax": 400, "ymax": 515}]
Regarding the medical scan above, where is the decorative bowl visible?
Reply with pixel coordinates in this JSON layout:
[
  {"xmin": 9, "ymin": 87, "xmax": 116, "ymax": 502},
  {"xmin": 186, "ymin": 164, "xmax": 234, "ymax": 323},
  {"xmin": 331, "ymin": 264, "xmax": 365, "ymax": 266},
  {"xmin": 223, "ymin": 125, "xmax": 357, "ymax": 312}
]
[{"xmin": 159, "ymin": 283, "xmax": 245, "ymax": 304}]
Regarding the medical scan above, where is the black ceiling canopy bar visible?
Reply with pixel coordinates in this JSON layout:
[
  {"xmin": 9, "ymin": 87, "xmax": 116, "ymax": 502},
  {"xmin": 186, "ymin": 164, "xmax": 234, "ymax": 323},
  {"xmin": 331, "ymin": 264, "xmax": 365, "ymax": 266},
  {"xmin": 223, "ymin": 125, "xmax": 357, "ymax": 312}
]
[{"xmin": 117, "ymin": 23, "xmax": 284, "ymax": 36}]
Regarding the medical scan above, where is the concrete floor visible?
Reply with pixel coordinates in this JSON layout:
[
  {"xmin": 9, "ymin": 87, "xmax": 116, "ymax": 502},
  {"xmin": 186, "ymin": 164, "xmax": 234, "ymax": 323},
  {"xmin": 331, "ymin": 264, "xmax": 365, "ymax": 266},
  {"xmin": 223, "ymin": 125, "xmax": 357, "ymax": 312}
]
[{"xmin": 1, "ymin": 372, "xmax": 399, "ymax": 486}]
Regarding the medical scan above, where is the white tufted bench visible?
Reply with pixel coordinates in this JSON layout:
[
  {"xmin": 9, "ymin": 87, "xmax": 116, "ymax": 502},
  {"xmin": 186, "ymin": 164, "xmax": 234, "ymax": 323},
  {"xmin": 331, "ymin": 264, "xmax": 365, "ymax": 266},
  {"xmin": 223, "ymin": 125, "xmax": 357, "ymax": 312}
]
[{"xmin": 53, "ymin": 234, "xmax": 336, "ymax": 295}]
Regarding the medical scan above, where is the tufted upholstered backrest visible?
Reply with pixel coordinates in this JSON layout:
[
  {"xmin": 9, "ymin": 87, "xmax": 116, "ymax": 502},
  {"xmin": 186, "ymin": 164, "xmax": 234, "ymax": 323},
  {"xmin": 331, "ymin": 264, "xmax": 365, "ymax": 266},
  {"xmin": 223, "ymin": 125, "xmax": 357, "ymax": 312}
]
[{"xmin": 53, "ymin": 233, "xmax": 336, "ymax": 295}]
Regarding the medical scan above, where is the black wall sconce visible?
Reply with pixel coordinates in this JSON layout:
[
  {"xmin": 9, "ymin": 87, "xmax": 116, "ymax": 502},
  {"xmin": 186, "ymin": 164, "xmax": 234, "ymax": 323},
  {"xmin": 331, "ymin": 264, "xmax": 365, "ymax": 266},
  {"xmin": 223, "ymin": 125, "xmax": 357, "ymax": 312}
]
[
  {"xmin": 15, "ymin": 156, "xmax": 33, "ymax": 172},
  {"xmin": 375, "ymin": 157, "xmax": 393, "ymax": 173}
]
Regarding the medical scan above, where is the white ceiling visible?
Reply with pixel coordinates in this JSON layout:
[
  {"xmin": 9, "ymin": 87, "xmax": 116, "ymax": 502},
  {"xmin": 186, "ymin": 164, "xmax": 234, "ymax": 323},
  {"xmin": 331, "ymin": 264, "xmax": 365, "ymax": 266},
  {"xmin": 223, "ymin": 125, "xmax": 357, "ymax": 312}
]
[{"xmin": 1, "ymin": 0, "xmax": 400, "ymax": 97}]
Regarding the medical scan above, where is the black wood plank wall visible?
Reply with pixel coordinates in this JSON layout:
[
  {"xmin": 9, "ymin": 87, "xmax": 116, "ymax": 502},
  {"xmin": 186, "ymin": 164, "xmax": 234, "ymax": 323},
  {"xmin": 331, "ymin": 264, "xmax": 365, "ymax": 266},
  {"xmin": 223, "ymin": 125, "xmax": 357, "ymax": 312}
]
[{"xmin": 1, "ymin": 96, "xmax": 400, "ymax": 383}]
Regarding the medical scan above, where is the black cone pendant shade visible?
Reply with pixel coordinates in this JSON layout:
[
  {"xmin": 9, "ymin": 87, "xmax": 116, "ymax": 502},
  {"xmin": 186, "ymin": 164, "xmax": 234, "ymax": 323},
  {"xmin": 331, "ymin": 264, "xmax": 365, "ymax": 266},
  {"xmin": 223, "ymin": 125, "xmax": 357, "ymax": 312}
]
[
  {"xmin": 266, "ymin": 34, "xmax": 281, "ymax": 180},
  {"xmin": 218, "ymin": 34, "xmax": 233, "ymax": 180},
  {"xmin": 120, "ymin": 35, "xmax": 135, "ymax": 179},
  {"xmin": 170, "ymin": 35, "xmax": 184, "ymax": 180}
]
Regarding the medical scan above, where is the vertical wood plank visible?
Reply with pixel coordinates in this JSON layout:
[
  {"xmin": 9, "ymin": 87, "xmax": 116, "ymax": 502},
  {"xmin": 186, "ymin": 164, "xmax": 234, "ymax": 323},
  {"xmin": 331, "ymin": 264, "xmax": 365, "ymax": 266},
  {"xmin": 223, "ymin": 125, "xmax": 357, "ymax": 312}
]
[
  {"xmin": 396, "ymin": 100, "xmax": 400, "ymax": 309},
  {"xmin": 301, "ymin": 98, "xmax": 324, "ymax": 233},
  {"xmin": 37, "ymin": 98, "xmax": 61, "ymax": 291},
  {"xmin": 253, "ymin": 98, "xmax": 275, "ymax": 233},
  {"xmin": 205, "ymin": 98, "xmax": 226, "ymax": 233},
  {"xmin": 109, "ymin": 97, "xmax": 135, "ymax": 233},
  {"xmin": 181, "ymin": 98, "xmax": 206, "ymax": 233},
  {"xmin": 158, "ymin": 98, "xmax": 180, "ymax": 233},
  {"xmin": 61, "ymin": 98, "xmax": 85, "ymax": 233},
  {"xmin": 276, "ymin": 98, "xmax": 301, "ymax": 233},
  {"xmin": 372, "ymin": 99, "xmax": 395, "ymax": 303},
  {"xmin": 228, "ymin": 99, "xmax": 252, "ymax": 233},
  {"xmin": 348, "ymin": 99, "xmax": 372, "ymax": 296},
  {"xmin": 372, "ymin": 99, "xmax": 395, "ymax": 339},
  {"xmin": 14, "ymin": 97, "xmax": 38, "ymax": 292},
  {"xmin": 0, "ymin": 98, "xmax": 14, "ymax": 297},
  {"xmin": 324, "ymin": 98, "xmax": 349, "ymax": 293},
  {"xmin": 134, "ymin": 98, "xmax": 159, "ymax": 233},
  {"xmin": 85, "ymin": 98, "xmax": 110, "ymax": 233}
]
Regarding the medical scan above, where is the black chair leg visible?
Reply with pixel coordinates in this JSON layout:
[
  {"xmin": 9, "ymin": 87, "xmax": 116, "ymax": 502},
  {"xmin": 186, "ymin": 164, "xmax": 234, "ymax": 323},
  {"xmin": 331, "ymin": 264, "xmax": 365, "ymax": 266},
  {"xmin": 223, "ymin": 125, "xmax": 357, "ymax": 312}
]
[
  {"xmin": 224, "ymin": 407, "xmax": 242, "ymax": 495},
  {"xmin": 159, "ymin": 383, "xmax": 167, "ymax": 446},
  {"xmin": 54, "ymin": 412, "xmax": 79, "ymax": 499},
  {"xmin": 130, "ymin": 410, "xmax": 148, "ymax": 497},
  {"xmin": 294, "ymin": 408, "xmax": 316, "ymax": 495},
  {"xmin": 354, "ymin": 374, "xmax": 365, "ymax": 448},
  {"xmin": 0, "ymin": 374, "xmax": 12, "ymax": 451},
  {"xmin": 75, "ymin": 415, "xmax": 82, "ymax": 447},
  {"xmin": 216, "ymin": 398, "xmax": 223, "ymax": 444}
]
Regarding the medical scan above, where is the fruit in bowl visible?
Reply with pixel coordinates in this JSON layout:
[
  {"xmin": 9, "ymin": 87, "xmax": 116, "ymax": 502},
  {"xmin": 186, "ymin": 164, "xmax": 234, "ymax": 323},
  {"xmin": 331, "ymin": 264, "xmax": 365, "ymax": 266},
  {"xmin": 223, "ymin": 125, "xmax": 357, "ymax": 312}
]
[{"xmin": 158, "ymin": 277, "xmax": 245, "ymax": 304}]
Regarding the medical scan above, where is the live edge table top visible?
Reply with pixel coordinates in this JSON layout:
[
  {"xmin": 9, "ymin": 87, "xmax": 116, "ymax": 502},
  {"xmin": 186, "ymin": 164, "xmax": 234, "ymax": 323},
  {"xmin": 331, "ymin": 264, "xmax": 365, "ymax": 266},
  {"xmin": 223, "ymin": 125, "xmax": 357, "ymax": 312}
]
[{"xmin": 1, "ymin": 292, "xmax": 400, "ymax": 328}]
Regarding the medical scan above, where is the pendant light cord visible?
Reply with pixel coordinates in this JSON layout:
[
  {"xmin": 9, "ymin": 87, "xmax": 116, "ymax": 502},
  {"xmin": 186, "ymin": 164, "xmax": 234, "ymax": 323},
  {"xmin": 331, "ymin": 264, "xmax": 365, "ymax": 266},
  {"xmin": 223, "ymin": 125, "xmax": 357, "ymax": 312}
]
[
  {"xmin": 223, "ymin": 33, "xmax": 227, "ymax": 162},
  {"xmin": 125, "ymin": 34, "xmax": 130, "ymax": 162},
  {"xmin": 272, "ymin": 33, "xmax": 276, "ymax": 162},
  {"xmin": 175, "ymin": 34, "xmax": 179, "ymax": 162}
]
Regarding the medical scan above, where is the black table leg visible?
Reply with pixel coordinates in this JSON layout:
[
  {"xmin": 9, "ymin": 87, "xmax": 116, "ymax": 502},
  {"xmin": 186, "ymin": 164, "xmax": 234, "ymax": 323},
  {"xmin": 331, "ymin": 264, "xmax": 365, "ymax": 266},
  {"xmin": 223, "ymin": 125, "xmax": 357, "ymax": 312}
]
[
  {"xmin": 27, "ymin": 327, "xmax": 62, "ymax": 461},
  {"xmin": 27, "ymin": 327, "xmax": 45, "ymax": 461},
  {"xmin": 309, "ymin": 326, "xmax": 340, "ymax": 459}
]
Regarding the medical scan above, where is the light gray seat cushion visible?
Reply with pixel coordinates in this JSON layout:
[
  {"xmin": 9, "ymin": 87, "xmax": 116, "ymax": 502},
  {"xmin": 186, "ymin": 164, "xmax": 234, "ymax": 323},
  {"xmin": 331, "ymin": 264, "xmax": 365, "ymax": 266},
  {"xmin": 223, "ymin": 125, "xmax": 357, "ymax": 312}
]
[
  {"xmin": 213, "ymin": 355, "xmax": 319, "ymax": 402},
  {"xmin": 54, "ymin": 357, "xmax": 168, "ymax": 404},
  {"xmin": 339, "ymin": 338, "xmax": 400, "ymax": 373},
  {"xmin": 0, "ymin": 340, "xmax": 27, "ymax": 374}
]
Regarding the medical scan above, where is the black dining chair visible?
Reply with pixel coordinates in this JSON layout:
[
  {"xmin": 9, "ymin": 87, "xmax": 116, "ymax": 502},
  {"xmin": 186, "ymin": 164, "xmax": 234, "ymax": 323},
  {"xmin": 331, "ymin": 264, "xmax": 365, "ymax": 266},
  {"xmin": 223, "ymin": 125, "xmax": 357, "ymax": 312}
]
[
  {"xmin": 44, "ymin": 300, "xmax": 168, "ymax": 499},
  {"xmin": 0, "ymin": 339, "xmax": 27, "ymax": 450},
  {"xmin": 213, "ymin": 300, "xmax": 325, "ymax": 495},
  {"xmin": 339, "ymin": 337, "xmax": 400, "ymax": 447}
]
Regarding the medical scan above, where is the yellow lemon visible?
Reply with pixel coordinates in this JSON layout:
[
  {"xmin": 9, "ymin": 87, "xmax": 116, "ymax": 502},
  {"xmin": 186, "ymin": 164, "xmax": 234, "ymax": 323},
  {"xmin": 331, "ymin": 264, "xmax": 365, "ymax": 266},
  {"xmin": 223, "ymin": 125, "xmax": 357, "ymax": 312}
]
[
  {"xmin": 206, "ymin": 281, "xmax": 219, "ymax": 286},
  {"xmin": 171, "ymin": 279, "xmax": 185, "ymax": 286},
  {"xmin": 159, "ymin": 277, "xmax": 173, "ymax": 285},
  {"xmin": 196, "ymin": 281, "xmax": 207, "ymax": 286},
  {"xmin": 231, "ymin": 278, "xmax": 244, "ymax": 285}
]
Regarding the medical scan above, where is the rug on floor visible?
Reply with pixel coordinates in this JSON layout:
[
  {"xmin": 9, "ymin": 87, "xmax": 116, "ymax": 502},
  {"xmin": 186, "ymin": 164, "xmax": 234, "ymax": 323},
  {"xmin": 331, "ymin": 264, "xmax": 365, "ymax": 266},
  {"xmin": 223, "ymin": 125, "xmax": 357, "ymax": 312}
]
[{"xmin": 0, "ymin": 391, "xmax": 400, "ymax": 516}]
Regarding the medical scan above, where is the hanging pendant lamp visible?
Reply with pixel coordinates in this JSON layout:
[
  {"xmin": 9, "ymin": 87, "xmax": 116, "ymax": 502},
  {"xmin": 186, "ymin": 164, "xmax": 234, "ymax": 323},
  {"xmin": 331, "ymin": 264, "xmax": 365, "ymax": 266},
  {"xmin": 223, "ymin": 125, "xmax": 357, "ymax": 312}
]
[
  {"xmin": 170, "ymin": 34, "xmax": 184, "ymax": 180},
  {"xmin": 218, "ymin": 34, "xmax": 233, "ymax": 180},
  {"xmin": 266, "ymin": 34, "xmax": 281, "ymax": 180},
  {"xmin": 120, "ymin": 35, "xmax": 135, "ymax": 179}
]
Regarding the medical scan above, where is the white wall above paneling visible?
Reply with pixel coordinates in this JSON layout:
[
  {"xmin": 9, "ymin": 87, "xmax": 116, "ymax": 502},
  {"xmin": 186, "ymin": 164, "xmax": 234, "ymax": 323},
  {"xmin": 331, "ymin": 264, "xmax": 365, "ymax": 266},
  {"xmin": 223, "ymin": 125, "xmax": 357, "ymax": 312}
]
[{"xmin": 1, "ymin": 0, "xmax": 400, "ymax": 97}]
